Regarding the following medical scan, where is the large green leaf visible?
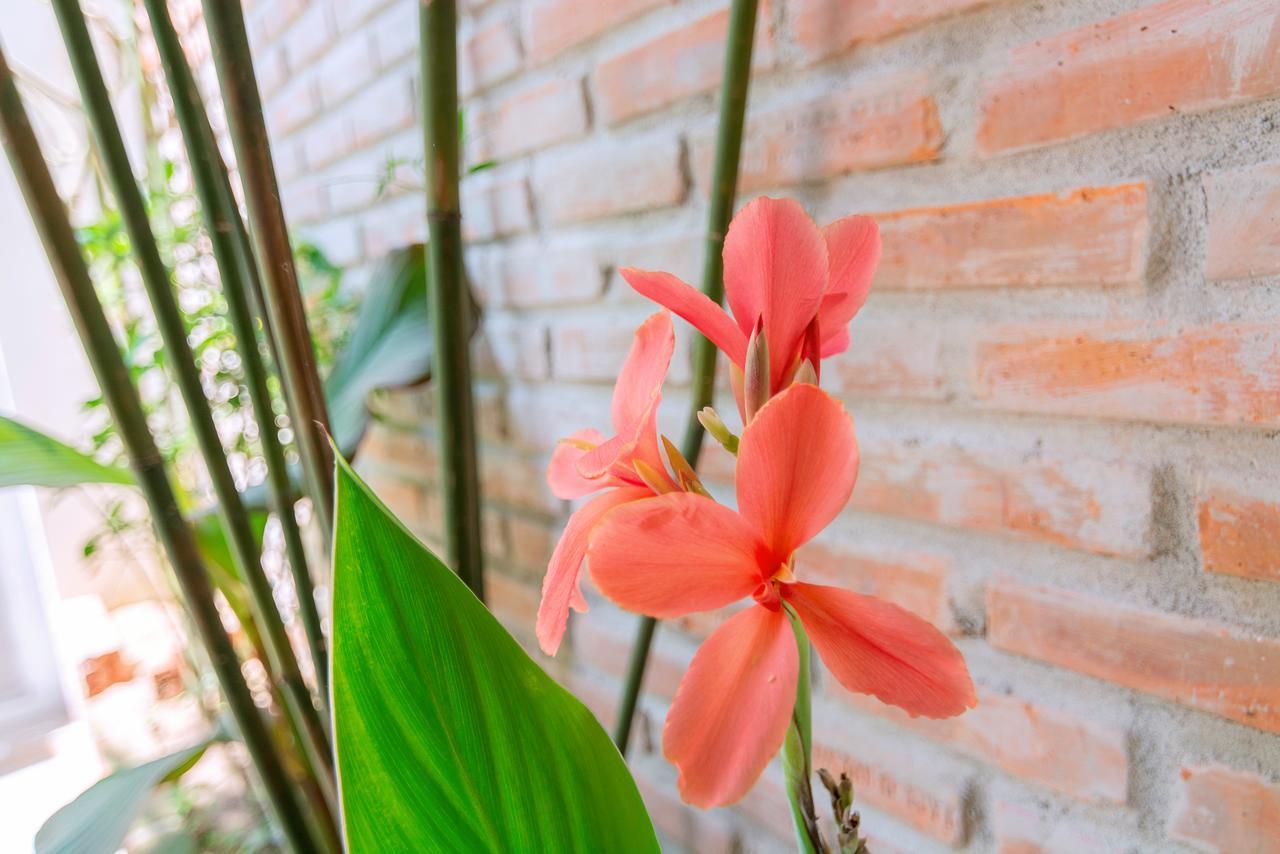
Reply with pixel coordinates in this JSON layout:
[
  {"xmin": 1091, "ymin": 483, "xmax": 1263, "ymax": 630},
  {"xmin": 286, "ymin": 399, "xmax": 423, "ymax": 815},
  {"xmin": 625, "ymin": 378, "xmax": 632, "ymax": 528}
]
[
  {"xmin": 325, "ymin": 246, "xmax": 432, "ymax": 456},
  {"xmin": 34, "ymin": 738, "xmax": 217, "ymax": 854},
  {"xmin": 0, "ymin": 414, "xmax": 134, "ymax": 488},
  {"xmin": 332, "ymin": 455, "xmax": 659, "ymax": 852}
]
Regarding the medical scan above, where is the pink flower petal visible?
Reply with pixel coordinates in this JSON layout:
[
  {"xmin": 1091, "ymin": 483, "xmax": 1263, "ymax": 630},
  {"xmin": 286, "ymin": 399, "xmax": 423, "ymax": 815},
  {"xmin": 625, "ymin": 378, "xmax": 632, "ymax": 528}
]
[
  {"xmin": 664, "ymin": 605, "xmax": 797, "ymax": 808},
  {"xmin": 612, "ymin": 311, "xmax": 675, "ymax": 436},
  {"xmin": 818, "ymin": 214, "xmax": 880, "ymax": 354},
  {"xmin": 736, "ymin": 384, "xmax": 859, "ymax": 563},
  {"xmin": 547, "ymin": 428, "xmax": 608, "ymax": 500},
  {"xmin": 723, "ymin": 197, "xmax": 828, "ymax": 389},
  {"xmin": 587, "ymin": 492, "xmax": 766, "ymax": 619},
  {"xmin": 621, "ymin": 268, "xmax": 747, "ymax": 366},
  {"xmin": 784, "ymin": 582, "xmax": 976, "ymax": 718},
  {"xmin": 536, "ymin": 487, "xmax": 650, "ymax": 656}
]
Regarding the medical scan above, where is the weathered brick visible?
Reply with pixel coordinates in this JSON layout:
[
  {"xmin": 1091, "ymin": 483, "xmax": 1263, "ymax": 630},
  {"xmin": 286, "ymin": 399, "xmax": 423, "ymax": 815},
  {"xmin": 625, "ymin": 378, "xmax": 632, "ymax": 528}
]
[
  {"xmin": 360, "ymin": 194, "xmax": 425, "ymax": 259},
  {"xmin": 486, "ymin": 570, "xmax": 540, "ymax": 633},
  {"xmin": 251, "ymin": 0, "xmax": 305, "ymax": 45},
  {"xmin": 461, "ymin": 17, "xmax": 523, "ymax": 95},
  {"xmin": 821, "ymin": 316, "xmax": 947, "ymax": 400},
  {"xmin": 469, "ymin": 78, "xmax": 588, "ymax": 161},
  {"xmin": 796, "ymin": 539, "xmax": 953, "ymax": 630},
  {"xmin": 1170, "ymin": 764, "xmax": 1280, "ymax": 853},
  {"xmin": 549, "ymin": 309, "xmax": 686, "ymax": 383},
  {"xmin": 972, "ymin": 322, "xmax": 1280, "ymax": 427},
  {"xmin": 369, "ymin": 1, "xmax": 418, "ymax": 70},
  {"xmin": 313, "ymin": 31, "xmax": 378, "ymax": 110},
  {"xmin": 873, "ymin": 185, "xmax": 1148, "ymax": 290},
  {"xmin": 280, "ymin": 179, "xmax": 328, "ymax": 226},
  {"xmin": 988, "ymin": 580, "xmax": 1280, "ymax": 733},
  {"xmin": 592, "ymin": 4, "xmax": 773, "ymax": 125},
  {"xmin": 978, "ymin": 0, "xmax": 1280, "ymax": 155},
  {"xmin": 522, "ymin": 0, "xmax": 671, "ymax": 64},
  {"xmin": 1198, "ymin": 481, "xmax": 1280, "ymax": 582},
  {"xmin": 836, "ymin": 689, "xmax": 1128, "ymax": 804},
  {"xmin": 535, "ymin": 135, "xmax": 685, "ymax": 225},
  {"xmin": 792, "ymin": 0, "xmax": 995, "ymax": 63},
  {"xmin": 298, "ymin": 109, "xmax": 353, "ymax": 171},
  {"xmin": 462, "ymin": 174, "xmax": 534, "ymax": 240},
  {"xmin": 478, "ymin": 449, "xmax": 560, "ymax": 515},
  {"xmin": 347, "ymin": 72, "xmax": 417, "ymax": 148},
  {"xmin": 850, "ymin": 434, "xmax": 1153, "ymax": 558},
  {"xmin": 633, "ymin": 767, "xmax": 737, "ymax": 854},
  {"xmin": 266, "ymin": 73, "xmax": 319, "ymax": 136},
  {"xmin": 574, "ymin": 618, "xmax": 687, "ymax": 702},
  {"xmin": 992, "ymin": 800, "xmax": 1117, "ymax": 853},
  {"xmin": 811, "ymin": 741, "xmax": 969, "ymax": 844},
  {"xmin": 1204, "ymin": 161, "xmax": 1280, "ymax": 280},
  {"xmin": 484, "ymin": 315, "xmax": 550, "ymax": 381},
  {"xmin": 497, "ymin": 244, "xmax": 602, "ymax": 307},
  {"xmin": 280, "ymin": 3, "xmax": 335, "ymax": 69},
  {"xmin": 693, "ymin": 73, "xmax": 941, "ymax": 192}
]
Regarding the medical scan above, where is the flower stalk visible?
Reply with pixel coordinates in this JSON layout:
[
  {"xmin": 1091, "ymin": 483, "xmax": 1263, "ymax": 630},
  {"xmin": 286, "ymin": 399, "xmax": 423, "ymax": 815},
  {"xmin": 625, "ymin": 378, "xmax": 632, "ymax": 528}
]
[
  {"xmin": 0, "ymin": 40, "xmax": 320, "ymax": 853},
  {"xmin": 783, "ymin": 607, "xmax": 824, "ymax": 854},
  {"xmin": 420, "ymin": 0, "xmax": 486, "ymax": 600},
  {"xmin": 613, "ymin": 0, "xmax": 760, "ymax": 755}
]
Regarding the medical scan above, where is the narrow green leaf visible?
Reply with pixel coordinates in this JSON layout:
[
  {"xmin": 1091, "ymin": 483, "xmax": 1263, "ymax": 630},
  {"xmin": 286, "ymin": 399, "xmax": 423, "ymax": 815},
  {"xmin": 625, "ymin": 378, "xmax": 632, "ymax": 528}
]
[
  {"xmin": 332, "ymin": 455, "xmax": 659, "ymax": 852},
  {"xmin": 0, "ymin": 414, "xmax": 134, "ymax": 488},
  {"xmin": 34, "ymin": 739, "xmax": 215, "ymax": 854}
]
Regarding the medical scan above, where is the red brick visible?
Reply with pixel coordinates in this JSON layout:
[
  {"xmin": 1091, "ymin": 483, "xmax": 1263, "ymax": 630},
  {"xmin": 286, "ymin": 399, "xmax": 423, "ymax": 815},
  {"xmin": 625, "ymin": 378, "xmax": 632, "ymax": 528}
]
[
  {"xmin": 987, "ymin": 580, "xmax": 1280, "ymax": 733},
  {"xmin": 469, "ymin": 78, "xmax": 587, "ymax": 161},
  {"xmin": 505, "ymin": 513, "xmax": 557, "ymax": 574},
  {"xmin": 873, "ymin": 185, "xmax": 1148, "ymax": 290},
  {"xmin": 972, "ymin": 321, "xmax": 1280, "ymax": 426},
  {"xmin": 498, "ymin": 244, "xmax": 602, "ymax": 307},
  {"xmin": 1198, "ymin": 481, "xmax": 1280, "ymax": 582},
  {"xmin": 796, "ymin": 539, "xmax": 952, "ymax": 630},
  {"xmin": 523, "ymin": 0, "xmax": 671, "ymax": 64},
  {"xmin": 992, "ymin": 800, "xmax": 1116, "ymax": 853},
  {"xmin": 484, "ymin": 316, "xmax": 550, "ymax": 381},
  {"xmin": 462, "ymin": 175, "xmax": 533, "ymax": 240},
  {"xmin": 1170, "ymin": 764, "xmax": 1280, "ymax": 853},
  {"xmin": 1204, "ymin": 161, "xmax": 1280, "ymax": 280},
  {"xmin": 821, "ymin": 317, "xmax": 947, "ymax": 400},
  {"xmin": 593, "ymin": 4, "xmax": 773, "ymax": 125},
  {"xmin": 574, "ymin": 619, "xmax": 687, "ymax": 702},
  {"xmin": 793, "ymin": 0, "xmax": 995, "ymax": 63},
  {"xmin": 549, "ymin": 310, "xmax": 685, "ymax": 383},
  {"xmin": 811, "ymin": 742, "xmax": 968, "ymax": 844},
  {"xmin": 461, "ymin": 18, "xmax": 523, "ymax": 95},
  {"xmin": 633, "ymin": 767, "xmax": 736, "ymax": 854},
  {"xmin": 479, "ymin": 450, "xmax": 560, "ymax": 515},
  {"xmin": 694, "ymin": 73, "xmax": 941, "ymax": 192},
  {"xmin": 486, "ymin": 570, "xmax": 540, "ymax": 632},
  {"xmin": 836, "ymin": 689, "xmax": 1128, "ymax": 804},
  {"xmin": 850, "ymin": 435, "xmax": 1152, "ymax": 558},
  {"xmin": 978, "ymin": 0, "xmax": 1280, "ymax": 155},
  {"xmin": 535, "ymin": 135, "xmax": 686, "ymax": 225}
]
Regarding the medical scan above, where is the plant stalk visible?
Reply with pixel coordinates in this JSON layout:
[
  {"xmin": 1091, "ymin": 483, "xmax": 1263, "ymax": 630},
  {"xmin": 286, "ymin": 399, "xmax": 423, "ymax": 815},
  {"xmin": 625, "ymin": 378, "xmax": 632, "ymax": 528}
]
[
  {"xmin": 201, "ymin": 0, "xmax": 336, "ymax": 537},
  {"xmin": 0, "ymin": 40, "xmax": 318, "ymax": 853},
  {"xmin": 784, "ymin": 607, "xmax": 825, "ymax": 854},
  {"xmin": 613, "ymin": 0, "xmax": 759, "ymax": 754},
  {"xmin": 140, "ymin": 0, "xmax": 329, "ymax": 706},
  {"xmin": 49, "ymin": 0, "xmax": 337, "ymax": 831},
  {"xmin": 419, "ymin": 0, "xmax": 485, "ymax": 600}
]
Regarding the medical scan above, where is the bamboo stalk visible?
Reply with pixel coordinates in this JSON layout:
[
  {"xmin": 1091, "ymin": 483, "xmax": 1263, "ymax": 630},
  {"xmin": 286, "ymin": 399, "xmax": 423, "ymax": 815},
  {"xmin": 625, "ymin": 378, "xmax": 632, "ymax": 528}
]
[
  {"xmin": 140, "ymin": 0, "xmax": 328, "ymax": 705},
  {"xmin": 420, "ymin": 0, "xmax": 485, "ymax": 600},
  {"xmin": 48, "ymin": 0, "xmax": 338, "ymax": 833},
  {"xmin": 0, "ymin": 40, "xmax": 318, "ymax": 853},
  {"xmin": 613, "ymin": 0, "xmax": 760, "ymax": 754},
  {"xmin": 200, "ymin": 0, "xmax": 335, "ymax": 537}
]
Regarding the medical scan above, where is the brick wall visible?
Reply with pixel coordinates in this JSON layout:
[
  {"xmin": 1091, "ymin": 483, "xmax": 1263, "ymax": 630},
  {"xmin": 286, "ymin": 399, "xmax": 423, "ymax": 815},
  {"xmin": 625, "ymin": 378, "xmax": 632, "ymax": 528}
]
[{"xmin": 246, "ymin": 0, "xmax": 1280, "ymax": 850}]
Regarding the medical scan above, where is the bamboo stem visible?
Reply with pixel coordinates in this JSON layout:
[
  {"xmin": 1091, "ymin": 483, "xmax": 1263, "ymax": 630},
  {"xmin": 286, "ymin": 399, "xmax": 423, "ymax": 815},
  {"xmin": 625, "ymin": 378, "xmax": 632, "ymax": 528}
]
[
  {"xmin": 0, "ymin": 40, "xmax": 317, "ymax": 853},
  {"xmin": 420, "ymin": 0, "xmax": 485, "ymax": 600},
  {"xmin": 613, "ymin": 0, "xmax": 759, "ymax": 754},
  {"xmin": 200, "ymin": 0, "xmax": 335, "ymax": 538},
  {"xmin": 48, "ymin": 0, "xmax": 337, "ymax": 830},
  {"xmin": 140, "ymin": 0, "xmax": 329, "ymax": 707}
]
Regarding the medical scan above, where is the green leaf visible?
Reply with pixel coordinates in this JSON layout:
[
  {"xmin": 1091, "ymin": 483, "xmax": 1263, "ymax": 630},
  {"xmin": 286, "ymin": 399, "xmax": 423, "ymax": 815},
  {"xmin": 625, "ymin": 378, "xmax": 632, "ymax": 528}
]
[
  {"xmin": 34, "ymin": 738, "xmax": 216, "ymax": 854},
  {"xmin": 332, "ymin": 454, "xmax": 659, "ymax": 853},
  {"xmin": 0, "ymin": 415, "xmax": 134, "ymax": 488},
  {"xmin": 324, "ymin": 246, "xmax": 432, "ymax": 456}
]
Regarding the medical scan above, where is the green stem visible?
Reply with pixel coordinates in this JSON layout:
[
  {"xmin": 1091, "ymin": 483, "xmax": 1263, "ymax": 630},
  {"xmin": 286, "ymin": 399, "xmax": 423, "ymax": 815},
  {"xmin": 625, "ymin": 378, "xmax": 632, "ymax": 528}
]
[
  {"xmin": 420, "ymin": 0, "xmax": 485, "ymax": 600},
  {"xmin": 140, "ymin": 0, "xmax": 329, "ymax": 708},
  {"xmin": 0, "ymin": 40, "xmax": 317, "ymax": 854},
  {"xmin": 784, "ymin": 607, "xmax": 825, "ymax": 854},
  {"xmin": 49, "ymin": 0, "xmax": 337, "ymax": 834},
  {"xmin": 613, "ymin": 0, "xmax": 759, "ymax": 755},
  {"xmin": 201, "ymin": 0, "xmax": 336, "ymax": 538}
]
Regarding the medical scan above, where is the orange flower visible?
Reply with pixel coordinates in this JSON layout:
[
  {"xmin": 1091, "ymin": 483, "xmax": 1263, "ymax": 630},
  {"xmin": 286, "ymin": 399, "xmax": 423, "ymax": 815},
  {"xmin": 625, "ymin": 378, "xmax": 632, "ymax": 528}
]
[
  {"xmin": 620, "ymin": 197, "xmax": 880, "ymax": 402},
  {"xmin": 537, "ymin": 311, "xmax": 678, "ymax": 656},
  {"xmin": 587, "ymin": 384, "xmax": 975, "ymax": 808}
]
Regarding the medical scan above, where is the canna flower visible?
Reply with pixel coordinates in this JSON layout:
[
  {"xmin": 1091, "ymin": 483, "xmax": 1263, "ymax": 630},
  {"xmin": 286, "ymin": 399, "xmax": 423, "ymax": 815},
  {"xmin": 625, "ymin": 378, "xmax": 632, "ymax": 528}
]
[
  {"xmin": 537, "ymin": 311, "xmax": 680, "ymax": 656},
  {"xmin": 620, "ymin": 197, "xmax": 880, "ymax": 408},
  {"xmin": 586, "ymin": 383, "xmax": 975, "ymax": 808}
]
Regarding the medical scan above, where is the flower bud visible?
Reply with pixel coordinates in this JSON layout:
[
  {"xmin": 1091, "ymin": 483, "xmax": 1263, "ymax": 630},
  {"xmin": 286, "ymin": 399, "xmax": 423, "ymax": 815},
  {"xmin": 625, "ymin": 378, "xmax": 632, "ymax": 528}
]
[
  {"xmin": 697, "ymin": 406, "xmax": 739, "ymax": 455},
  {"xmin": 792, "ymin": 359, "xmax": 818, "ymax": 387},
  {"xmin": 801, "ymin": 315, "xmax": 822, "ymax": 385},
  {"xmin": 743, "ymin": 318, "xmax": 770, "ymax": 423}
]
